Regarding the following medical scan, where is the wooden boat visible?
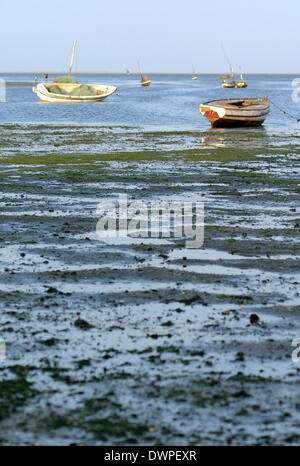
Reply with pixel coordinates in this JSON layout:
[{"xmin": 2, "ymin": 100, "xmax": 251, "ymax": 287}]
[
  {"xmin": 138, "ymin": 62, "xmax": 151, "ymax": 87},
  {"xmin": 199, "ymin": 97, "xmax": 270, "ymax": 128},
  {"xmin": 140, "ymin": 74, "xmax": 151, "ymax": 87},
  {"xmin": 32, "ymin": 40, "xmax": 117, "ymax": 103},
  {"xmin": 236, "ymin": 73, "xmax": 247, "ymax": 88}
]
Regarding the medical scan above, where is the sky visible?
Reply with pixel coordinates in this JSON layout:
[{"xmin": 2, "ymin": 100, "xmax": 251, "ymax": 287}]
[{"xmin": 0, "ymin": 0, "xmax": 299, "ymax": 73}]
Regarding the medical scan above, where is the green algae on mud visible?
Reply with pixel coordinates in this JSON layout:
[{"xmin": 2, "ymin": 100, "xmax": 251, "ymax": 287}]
[
  {"xmin": 0, "ymin": 151, "xmax": 165, "ymax": 165},
  {"xmin": 0, "ymin": 378, "xmax": 38, "ymax": 421}
]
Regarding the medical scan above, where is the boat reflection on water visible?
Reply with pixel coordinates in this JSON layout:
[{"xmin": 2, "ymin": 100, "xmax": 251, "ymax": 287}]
[
  {"xmin": 199, "ymin": 128, "xmax": 267, "ymax": 149},
  {"xmin": 200, "ymin": 136, "xmax": 227, "ymax": 148}
]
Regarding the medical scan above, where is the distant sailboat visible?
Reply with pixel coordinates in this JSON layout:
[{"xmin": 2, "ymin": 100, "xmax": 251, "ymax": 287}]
[
  {"xmin": 192, "ymin": 66, "xmax": 198, "ymax": 80},
  {"xmin": 126, "ymin": 69, "xmax": 131, "ymax": 75},
  {"xmin": 138, "ymin": 62, "xmax": 151, "ymax": 87},
  {"xmin": 220, "ymin": 46, "xmax": 236, "ymax": 88},
  {"xmin": 140, "ymin": 74, "xmax": 151, "ymax": 87},
  {"xmin": 236, "ymin": 69, "xmax": 247, "ymax": 88},
  {"xmin": 221, "ymin": 66, "xmax": 236, "ymax": 88}
]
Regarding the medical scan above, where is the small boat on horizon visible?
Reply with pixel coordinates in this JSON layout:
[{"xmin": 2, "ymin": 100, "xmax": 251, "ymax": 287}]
[
  {"xmin": 138, "ymin": 62, "xmax": 151, "ymax": 87},
  {"xmin": 32, "ymin": 40, "xmax": 117, "ymax": 103},
  {"xmin": 199, "ymin": 97, "xmax": 270, "ymax": 128},
  {"xmin": 140, "ymin": 74, "xmax": 151, "ymax": 86},
  {"xmin": 192, "ymin": 66, "xmax": 198, "ymax": 80}
]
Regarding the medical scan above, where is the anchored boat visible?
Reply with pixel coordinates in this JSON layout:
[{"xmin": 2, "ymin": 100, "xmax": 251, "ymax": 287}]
[
  {"xmin": 138, "ymin": 61, "xmax": 151, "ymax": 87},
  {"xmin": 192, "ymin": 66, "xmax": 198, "ymax": 80},
  {"xmin": 220, "ymin": 47, "xmax": 236, "ymax": 88},
  {"xmin": 32, "ymin": 40, "xmax": 117, "ymax": 103},
  {"xmin": 199, "ymin": 97, "xmax": 270, "ymax": 128},
  {"xmin": 236, "ymin": 72, "xmax": 247, "ymax": 88},
  {"xmin": 32, "ymin": 80, "xmax": 117, "ymax": 103},
  {"xmin": 140, "ymin": 74, "xmax": 151, "ymax": 87},
  {"xmin": 221, "ymin": 79, "xmax": 235, "ymax": 88},
  {"xmin": 220, "ymin": 67, "xmax": 236, "ymax": 88}
]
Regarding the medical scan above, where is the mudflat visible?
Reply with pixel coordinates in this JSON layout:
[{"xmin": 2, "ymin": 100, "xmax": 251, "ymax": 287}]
[{"xmin": 0, "ymin": 123, "xmax": 299, "ymax": 445}]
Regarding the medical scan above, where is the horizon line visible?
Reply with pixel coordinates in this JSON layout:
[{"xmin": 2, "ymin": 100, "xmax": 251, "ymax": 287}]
[{"xmin": 0, "ymin": 71, "xmax": 300, "ymax": 75}]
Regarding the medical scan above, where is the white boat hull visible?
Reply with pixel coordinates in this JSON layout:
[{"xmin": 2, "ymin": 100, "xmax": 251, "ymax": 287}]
[
  {"xmin": 32, "ymin": 83, "xmax": 117, "ymax": 103},
  {"xmin": 221, "ymin": 81, "xmax": 236, "ymax": 88}
]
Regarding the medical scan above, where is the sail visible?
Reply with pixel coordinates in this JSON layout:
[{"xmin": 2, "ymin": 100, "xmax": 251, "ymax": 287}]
[{"xmin": 69, "ymin": 40, "xmax": 77, "ymax": 74}]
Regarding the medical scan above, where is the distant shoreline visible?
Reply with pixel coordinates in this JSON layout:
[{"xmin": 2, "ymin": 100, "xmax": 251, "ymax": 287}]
[{"xmin": 1, "ymin": 71, "xmax": 300, "ymax": 75}]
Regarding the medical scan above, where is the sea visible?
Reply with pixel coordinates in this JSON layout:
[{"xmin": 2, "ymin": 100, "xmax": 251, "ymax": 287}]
[{"xmin": 0, "ymin": 72, "xmax": 299, "ymax": 129}]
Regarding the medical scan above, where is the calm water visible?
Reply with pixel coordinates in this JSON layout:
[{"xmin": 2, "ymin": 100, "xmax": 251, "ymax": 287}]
[{"xmin": 0, "ymin": 73, "xmax": 299, "ymax": 129}]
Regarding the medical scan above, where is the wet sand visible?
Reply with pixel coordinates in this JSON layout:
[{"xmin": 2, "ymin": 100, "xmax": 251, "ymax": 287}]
[{"xmin": 0, "ymin": 124, "xmax": 299, "ymax": 445}]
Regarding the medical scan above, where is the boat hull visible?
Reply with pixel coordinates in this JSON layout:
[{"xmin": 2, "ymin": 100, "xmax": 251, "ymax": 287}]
[
  {"xmin": 32, "ymin": 83, "xmax": 117, "ymax": 103},
  {"xmin": 141, "ymin": 80, "xmax": 151, "ymax": 87},
  {"xmin": 221, "ymin": 81, "xmax": 235, "ymax": 88},
  {"xmin": 209, "ymin": 117, "xmax": 265, "ymax": 128},
  {"xmin": 200, "ymin": 97, "xmax": 270, "ymax": 128},
  {"xmin": 236, "ymin": 81, "xmax": 247, "ymax": 88}
]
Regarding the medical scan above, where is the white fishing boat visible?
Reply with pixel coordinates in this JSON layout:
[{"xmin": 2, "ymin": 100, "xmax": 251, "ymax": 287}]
[
  {"xmin": 221, "ymin": 79, "xmax": 235, "ymax": 88},
  {"xmin": 33, "ymin": 81, "xmax": 117, "ymax": 103},
  {"xmin": 32, "ymin": 40, "xmax": 117, "ymax": 103},
  {"xmin": 220, "ymin": 66, "xmax": 236, "ymax": 88}
]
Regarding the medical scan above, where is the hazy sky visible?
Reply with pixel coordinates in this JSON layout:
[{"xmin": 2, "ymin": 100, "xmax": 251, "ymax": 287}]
[{"xmin": 1, "ymin": 0, "xmax": 299, "ymax": 72}]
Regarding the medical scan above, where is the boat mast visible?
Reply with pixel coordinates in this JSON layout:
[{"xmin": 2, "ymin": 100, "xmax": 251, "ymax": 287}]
[
  {"xmin": 222, "ymin": 44, "xmax": 235, "ymax": 82},
  {"xmin": 239, "ymin": 65, "xmax": 243, "ymax": 81},
  {"xmin": 138, "ymin": 61, "xmax": 144, "ymax": 81},
  {"xmin": 68, "ymin": 40, "xmax": 77, "ymax": 74},
  {"xmin": 230, "ymin": 65, "xmax": 235, "ymax": 82}
]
